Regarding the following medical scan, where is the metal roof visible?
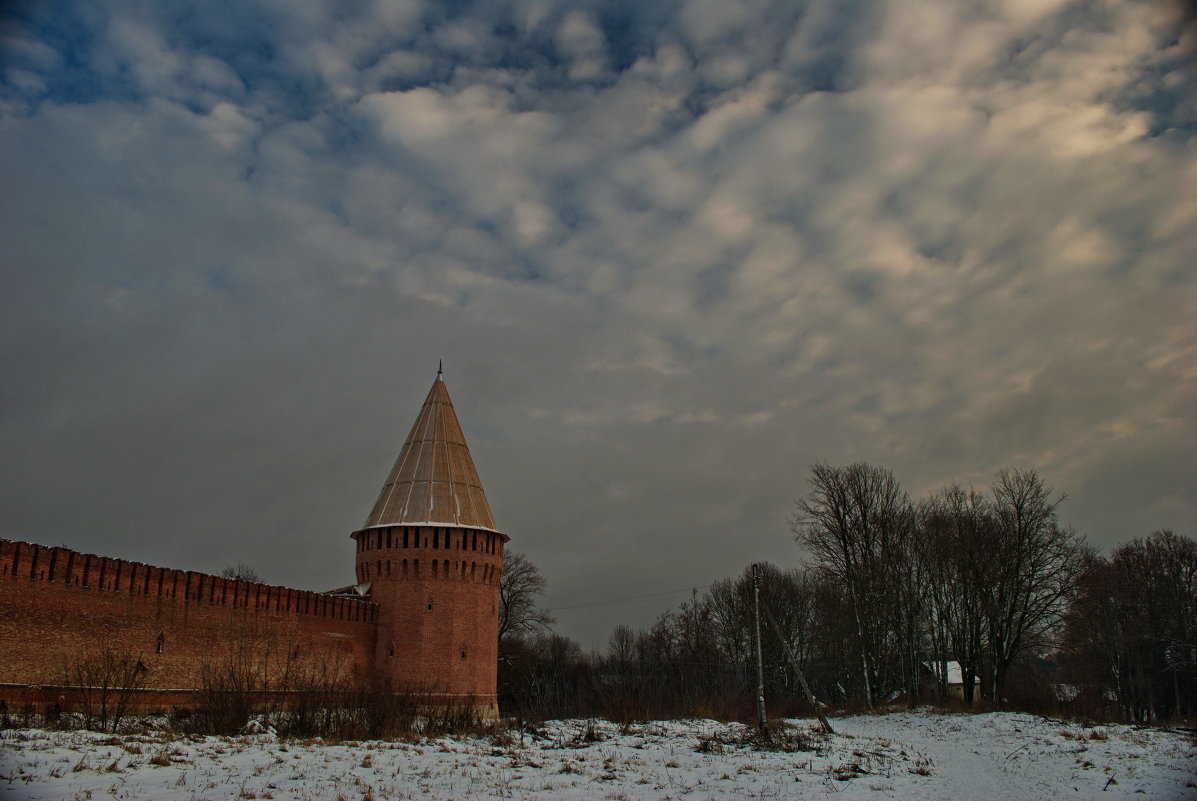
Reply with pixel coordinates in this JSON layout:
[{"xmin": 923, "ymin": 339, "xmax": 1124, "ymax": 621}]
[{"xmin": 360, "ymin": 371, "xmax": 498, "ymax": 532}]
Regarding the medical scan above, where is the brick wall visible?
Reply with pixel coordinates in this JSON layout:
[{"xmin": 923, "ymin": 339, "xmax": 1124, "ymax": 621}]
[{"xmin": 0, "ymin": 540, "xmax": 377, "ymax": 707}]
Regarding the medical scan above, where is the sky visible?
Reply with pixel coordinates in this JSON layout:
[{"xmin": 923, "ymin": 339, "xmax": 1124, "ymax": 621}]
[{"xmin": 2, "ymin": 0, "xmax": 1194, "ymax": 649}]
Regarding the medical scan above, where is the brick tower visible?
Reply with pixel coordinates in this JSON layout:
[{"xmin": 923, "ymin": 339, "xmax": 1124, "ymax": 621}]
[{"xmin": 351, "ymin": 367, "xmax": 506, "ymax": 717}]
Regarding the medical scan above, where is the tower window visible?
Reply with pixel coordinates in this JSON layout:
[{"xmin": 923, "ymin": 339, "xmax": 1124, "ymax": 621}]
[
  {"xmin": 461, "ymin": 648, "xmax": 467, "ymax": 660},
  {"xmin": 156, "ymin": 633, "xmax": 165, "ymax": 654}
]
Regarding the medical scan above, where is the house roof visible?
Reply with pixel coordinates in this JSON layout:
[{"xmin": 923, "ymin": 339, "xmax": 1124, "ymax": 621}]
[{"xmin": 359, "ymin": 368, "xmax": 499, "ymax": 533}]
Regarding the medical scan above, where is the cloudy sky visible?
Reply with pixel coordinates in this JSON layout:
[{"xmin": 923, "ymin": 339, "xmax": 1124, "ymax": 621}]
[{"xmin": 2, "ymin": 0, "xmax": 1194, "ymax": 647}]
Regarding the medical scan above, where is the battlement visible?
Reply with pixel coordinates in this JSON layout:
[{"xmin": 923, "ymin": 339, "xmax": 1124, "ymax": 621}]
[{"xmin": 0, "ymin": 539, "xmax": 377, "ymax": 624}]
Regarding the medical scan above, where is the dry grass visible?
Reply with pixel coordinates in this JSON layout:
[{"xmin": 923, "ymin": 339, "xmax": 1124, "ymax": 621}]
[{"xmin": 695, "ymin": 720, "xmax": 827, "ymax": 754}]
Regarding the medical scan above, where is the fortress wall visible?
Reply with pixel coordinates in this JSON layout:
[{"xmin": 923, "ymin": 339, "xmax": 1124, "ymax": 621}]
[{"xmin": 0, "ymin": 540, "xmax": 377, "ymax": 705}]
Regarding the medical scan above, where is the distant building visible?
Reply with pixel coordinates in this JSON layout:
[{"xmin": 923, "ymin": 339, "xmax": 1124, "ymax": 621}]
[
  {"xmin": 0, "ymin": 368, "xmax": 507, "ymax": 717},
  {"xmin": 921, "ymin": 660, "xmax": 980, "ymax": 704}
]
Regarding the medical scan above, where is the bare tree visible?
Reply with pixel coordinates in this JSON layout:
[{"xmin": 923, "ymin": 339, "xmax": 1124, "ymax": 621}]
[
  {"xmin": 985, "ymin": 468, "xmax": 1087, "ymax": 707},
  {"xmin": 61, "ymin": 645, "xmax": 148, "ymax": 732},
  {"xmin": 498, "ymin": 551, "xmax": 554, "ymax": 643},
  {"xmin": 607, "ymin": 624, "xmax": 637, "ymax": 668},
  {"xmin": 1065, "ymin": 530, "xmax": 1197, "ymax": 721},
  {"xmin": 791, "ymin": 462, "xmax": 914, "ymax": 709},
  {"xmin": 918, "ymin": 483, "xmax": 996, "ymax": 705},
  {"xmin": 220, "ymin": 562, "xmax": 263, "ymax": 583},
  {"xmin": 499, "ymin": 631, "xmax": 586, "ymax": 719},
  {"xmin": 707, "ymin": 563, "xmax": 818, "ymax": 690}
]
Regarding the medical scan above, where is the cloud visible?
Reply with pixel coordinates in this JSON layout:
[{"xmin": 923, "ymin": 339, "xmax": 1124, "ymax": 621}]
[
  {"xmin": 1, "ymin": 0, "xmax": 1194, "ymax": 646},
  {"xmin": 555, "ymin": 11, "xmax": 608, "ymax": 80}
]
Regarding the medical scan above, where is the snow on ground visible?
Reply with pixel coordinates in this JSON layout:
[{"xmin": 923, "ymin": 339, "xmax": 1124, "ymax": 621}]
[{"xmin": 2, "ymin": 712, "xmax": 1194, "ymax": 800}]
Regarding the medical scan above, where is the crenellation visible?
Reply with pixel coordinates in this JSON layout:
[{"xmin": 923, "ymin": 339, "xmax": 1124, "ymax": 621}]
[{"xmin": 0, "ymin": 539, "xmax": 377, "ymax": 627}]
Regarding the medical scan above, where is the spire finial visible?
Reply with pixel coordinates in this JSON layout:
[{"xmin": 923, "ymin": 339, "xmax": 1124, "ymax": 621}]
[{"xmin": 437, "ymin": 360, "xmax": 443, "ymax": 380}]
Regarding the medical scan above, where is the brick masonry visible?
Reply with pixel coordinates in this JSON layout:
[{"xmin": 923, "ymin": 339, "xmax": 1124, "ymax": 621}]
[
  {"xmin": 353, "ymin": 524, "xmax": 504, "ymax": 710},
  {"xmin": 0, "ymin": 539, "xmax": 377, "ymax": 711}
]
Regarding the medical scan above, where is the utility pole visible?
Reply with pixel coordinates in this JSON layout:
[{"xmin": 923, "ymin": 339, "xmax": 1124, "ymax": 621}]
[
  {"xmin": 761, "ymin": 602, "xmax": 835, "ymax": 734},
  {"xmin": 752, "ymin": 563, "xmax": 768, "ymax": 736}
]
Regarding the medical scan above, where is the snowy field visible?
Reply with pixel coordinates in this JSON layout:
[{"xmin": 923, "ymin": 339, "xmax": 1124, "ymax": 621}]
[{"xmin": 2, "ymin": 712, "xmax": 1194, "ymax": 800}]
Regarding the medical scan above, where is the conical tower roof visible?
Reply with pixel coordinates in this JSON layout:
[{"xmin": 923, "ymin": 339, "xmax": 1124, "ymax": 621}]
[{"xmin": 361, "ymin": 368, "xmax": 499, "ymax": 532}]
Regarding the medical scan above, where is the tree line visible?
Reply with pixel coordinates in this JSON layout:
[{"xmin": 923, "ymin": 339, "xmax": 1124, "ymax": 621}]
[{"xmin": 499, "ymin": 463, "xmax": 1196, "ymax": 724}]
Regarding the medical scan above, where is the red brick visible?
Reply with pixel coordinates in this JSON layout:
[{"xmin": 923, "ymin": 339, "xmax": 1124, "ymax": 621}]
[{"xmin": 0, "ymin": 539, "xmax": 376, "ymax": 710}]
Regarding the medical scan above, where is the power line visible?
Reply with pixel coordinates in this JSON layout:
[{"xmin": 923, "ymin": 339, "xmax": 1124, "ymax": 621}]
[{"xmin": 546, "ymin": 584, "xmax": 713, "ymax": 612}]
